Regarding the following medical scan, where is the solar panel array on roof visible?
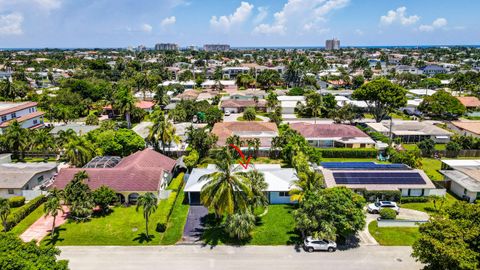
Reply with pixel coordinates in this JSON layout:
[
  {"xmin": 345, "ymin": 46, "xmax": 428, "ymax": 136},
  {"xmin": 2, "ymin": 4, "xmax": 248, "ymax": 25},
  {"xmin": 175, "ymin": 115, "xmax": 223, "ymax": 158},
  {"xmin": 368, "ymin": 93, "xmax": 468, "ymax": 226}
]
[
  {"xmin": 333, "ymin": 172, "xmax": 426, "ymax": 185},
  {"xmin": 321, "ymin": 162, "xmax": 409, "ymax": 170}
]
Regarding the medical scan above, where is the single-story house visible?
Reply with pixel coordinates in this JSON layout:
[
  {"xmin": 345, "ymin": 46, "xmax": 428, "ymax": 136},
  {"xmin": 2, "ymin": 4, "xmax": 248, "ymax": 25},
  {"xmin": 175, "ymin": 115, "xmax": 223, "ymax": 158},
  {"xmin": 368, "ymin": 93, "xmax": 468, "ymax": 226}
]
[
  {"xmin": 184, "ymin": 164, "xmax": 298, "ymax": 204},
  {"xmin": 366, "ymin": 121, "xmax": 453, "ymax": 143},
  {"xmin": 449, "ymin": 120, "xmax": 480, "ymax": 137},
  {"xmin": 50, "ymin": 149, "xmax": 177, "ymax": 203},
  {"xmin": 289, "ymin": 122, "xmax": 376, "ymax": 148},
  {"xmin": 421, "ymin": 65, "xmax": 447, "ymax": 76},
  {"xmin": 0, "ymin": 154, "xmax": 58, "ymax": 198},
  {"xmin": 318, "ymin": 162, "xmax": 438, "ymax": 197},
  {"xmin": 172, "ymin": 90, "xmax": 199, "ymax": 101},
  {"xmin": 395, "ymin": 65, "xmax": 421, "ymax": 75},
  {"xmin": 211, "ymin": 122, "xmax": 278, "ymax": 150},
  {"xmin": 408, "ymin": 89, "xmax": 437, "ymax": 97},
  {"xmin": 278, "ymin": 96, "xmax": 305, "ymax": 114},
  {"xmin": 440, "ymin": 160, "xmax": 480, "ymax": 202},
  {"xmin": 50, "ymin": 123, "xmax": 100, "ymax": 137},
  {"xmin": 103, "ymin": 100, "xmax": 155, "ymax": 116},
  {"xmin": 457, "ymin": 96, "xmax": 480, "ymax": 110},
  {"xmin": 220, "ymin": 99, "xmax": 267, "ymax": 113}
]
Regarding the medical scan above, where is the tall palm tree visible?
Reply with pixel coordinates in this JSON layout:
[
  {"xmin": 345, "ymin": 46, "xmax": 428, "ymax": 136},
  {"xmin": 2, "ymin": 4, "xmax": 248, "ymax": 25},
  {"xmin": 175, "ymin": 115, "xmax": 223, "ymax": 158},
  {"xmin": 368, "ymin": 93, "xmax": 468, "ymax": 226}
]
[
  {"xmin": 266, "ymin": 91, "xmax": 279, "ymax": 112},
  {"xmin": 252, "ymin": 138, "xmax": 261, "ymax": 159},
  {"xmin": 148, "ymin": 109, "xmax": 180, "ymax": 153},
  {"xmin": 64, "ymin": 137, "xmax": 94, "ymax": 167},
  {"xmin": 136, "ymin": 192, "xmax": 158, "ymax": 238},
  {"xmin": 0, "ymin": 198, "xmax": 10, "ymax": 232},
  {"xmin": 33, "ymin": 129, "xmax": 55, "ymax": 160},
  {"xmin": 199, "ymin": 149, "xmax": 252, "ymax": 216},
  {"xmin": 240, "ymin": 170, "xmax": 268, "ymax": 212},
  {"xmin": 305, "ymin": 92, "xmax": 324, "ymax": 124},
  {"xmin": 3, "ymin": 120, "xmax": 27, "ymax": 159},
  {"xmin": 289, "ymin": 169, "xmax": 324, "ymax": 202},
  {"xmin": 56, "ymin": 129, "xmax": 77, "ymax": 150},
  {"xmin": 114, "ymin": 84, "xmax": 136, "ymax": 128},
  {"xmin": 44, "ymin": 196, "xmax": 63, "ymax": 238}
]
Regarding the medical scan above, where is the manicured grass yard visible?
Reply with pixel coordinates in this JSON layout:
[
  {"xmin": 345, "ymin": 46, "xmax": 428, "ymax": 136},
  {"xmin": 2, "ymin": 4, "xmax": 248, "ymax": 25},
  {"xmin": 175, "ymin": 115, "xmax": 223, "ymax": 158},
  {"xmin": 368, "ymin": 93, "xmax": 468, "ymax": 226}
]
[
  {"xmin": 368, "ymin": 221, "xmax": 420, "ymax": 246},
  {"xmin": 421, "ymin": 158, "xmax": 443, "ymax": 181},
  {"xmin": 236, "ymin": 116, "xmax": 263, "ymax": 121},
  {"xmin": 401, "ymin": 192, "xmax": 459, "ymax": 214},
  {"xmin": 160, "ymin": 192, "xmax": 190, "ymax": 245},
  {"xmin": 10, "ymin": 204, "xmax": 45, "ymax": 236}
]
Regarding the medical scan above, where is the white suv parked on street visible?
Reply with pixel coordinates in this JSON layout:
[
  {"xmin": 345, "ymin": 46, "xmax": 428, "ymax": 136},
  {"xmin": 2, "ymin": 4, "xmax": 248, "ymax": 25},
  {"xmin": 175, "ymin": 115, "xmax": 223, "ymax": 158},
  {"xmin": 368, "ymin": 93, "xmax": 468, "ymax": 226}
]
[
  {"xmin": 303, "ymin": 237, "xmax": 337, "ymax": 252},
  {"xmin": 367, "ymin": 201, "xmax": 400, "ymax": 214}
]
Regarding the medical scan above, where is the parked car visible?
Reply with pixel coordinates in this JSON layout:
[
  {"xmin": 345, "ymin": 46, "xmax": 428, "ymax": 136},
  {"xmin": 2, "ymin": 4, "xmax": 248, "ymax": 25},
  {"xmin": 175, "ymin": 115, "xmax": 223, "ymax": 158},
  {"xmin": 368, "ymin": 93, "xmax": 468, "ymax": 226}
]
[
  {"xmin": 367, "ymin": 201, "xmax": 400, "ymax": 214},
  {"xmin": 224, "ymin": 110, "xmax": 231, "ymax": 116},
  {"xmin": 303, "ymin": 237, "xmax": 337, "ymax": 252}
]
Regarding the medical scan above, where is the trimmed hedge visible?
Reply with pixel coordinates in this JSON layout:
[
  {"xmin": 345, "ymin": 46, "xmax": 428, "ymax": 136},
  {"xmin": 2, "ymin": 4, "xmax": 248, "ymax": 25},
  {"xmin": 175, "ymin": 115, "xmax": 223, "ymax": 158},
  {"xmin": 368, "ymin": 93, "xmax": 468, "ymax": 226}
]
[
  {"xmin": 360, "ymin": 190, "xmax": 401, "ymax": 202},
  {"xmin": 157, "ymin": 173, "xmax": 185, "ymax": 231},
  {"xmin": 319, "ymin": 148, "xmax": 378, "ymax": 158},
  {"xmin": 400, "ymin": 196, "xmax": 429, "ymax": 203},
  {"xmin": 167, "ymin": 173, "xmax": 184, "ymax": 193},
  {"xmin": 379, "ymin": 208, "xmax": 397, "ymax": 220},
  {"xmin": 8, "ymin": 196, "xmax": 26, "ymax": 208},
  {"xmin": 6, "ymin": 195, "xmax": 46, "ymax": 231}
]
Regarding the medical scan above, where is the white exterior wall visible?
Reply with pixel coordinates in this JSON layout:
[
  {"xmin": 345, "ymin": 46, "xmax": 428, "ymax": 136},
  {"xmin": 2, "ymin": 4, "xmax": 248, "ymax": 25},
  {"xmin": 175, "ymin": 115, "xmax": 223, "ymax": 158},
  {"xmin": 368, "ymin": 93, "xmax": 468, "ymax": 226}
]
[
  {"xmin": 223, "ymin": 107, "xmax": 239, "ymax": 113},
  {"xmin": 269, "ymin": 192, "xmax": 293, "ymax": 204},
  {"xmin": 450, "ymin": 181, "xmax": 466, "ymax": 199},
  {"xmin": 0, "ymin": 188, "xmax": 23, "ymax": 198}
]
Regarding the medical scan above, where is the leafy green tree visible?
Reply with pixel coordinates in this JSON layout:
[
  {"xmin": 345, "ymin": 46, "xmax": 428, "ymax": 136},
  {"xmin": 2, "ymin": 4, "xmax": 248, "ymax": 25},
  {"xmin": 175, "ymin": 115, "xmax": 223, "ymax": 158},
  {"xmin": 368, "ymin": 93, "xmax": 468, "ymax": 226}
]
[
  {"xmin": 225, "ymin": 211, "xmax": 256, "ymax": 240},
  {"xmin": 183, "ymin": 149, "xmax": 199, "ymax": 172},
  {"xmin": 33, "ymin": 129, "xmax": 55, "ymax": 160},
  {"xmin": 85, "ymin": 113, "xmax": 99, "ymax": 125},
  {"xmin": 185, "ymin": 126, "xmax": 218, "ymax": 159},
  {"xmin": 266, "ymin": 91, "xmax": 279, "ymax": 110},
  {"xmin": 331, "ymin": 104, "xmax": 359, "ymax": 124},
  {"xmin": 64, "ymin": 171, "xmax": 94, "ymax": 219},
  {"xmin": 257, "ymin": 69, "xmax": 282, "ymax": 90},
  {"xmin": 3, "ymin": 121, "xmax": 28, "ymax": 159},
  {"xmin": 388, "ymin": 148, "xmax": 422, "ymax": 168},
  {"xmin": 199, "ymin": 149, "xmax": 252, "ymax": 217},
  {"xmin": 147, "ymin": 109, "xmax": 178, "ymax": 153},
  {"xmin": 63, "ymin": 137, "xmax": 94, "ymax": 167},
  {"xmin": 352, "ymin": 78, "xmax": 407, "ymax": 122},
  {"xmin": 289, "ymin": 169, "xmax": 324, "ymax": 202},
  {"xmin": 294, "ymin": 187, "xmax": 366, "ymax": 240},
  {"xmin": 235, "ymin": 73, "xmax": 255, "ymax": 89},
  {"xmin": 136, "ymin": 192, "xmax": 158, "ymax": 239},
  {"xmin": 446, "ymin": 141, "xmax": 462, "ymax": 157},
  {"xmin": 240, "ymin": 170, "xmax": 268, "ymax": 212},
  {"xmin": 0, "ymin": 198, "xmax": 10, "ymax": 232},
  {"xmin": 0, "ymin": 233, "xmax": 69, "ymax": 270},
  {"xmin": 204, "ymin": 107, "xmax": 223, "ymax": 126},
  {"xmin": 243, "ymin": 107, "xmax": 256, "ymax": 121},
  {"xmin": 92, "ymin": 186, "xmax": 118, "ymax": 214},
  {"xmin": 44, "ymin": 196, "xmax": 63, "ymax": 238},
  {"xmin": 114, "ymin": 83, "xmax": 136, "ymax": 128},
  {"xmin": 417, "ymin": 138, "xmax": 435, "ymax": 157},
  {"xmin": 418, "ymin": 90, "xmax": 466, "ymax": 119},
  {"xmin": 287, "ymin": 87, "xmax": 304, "ymax": 96},
  {"xmin": 352, "ymin": 75, "xmax": 365, "ymax": 89},
  {"xmin": 413, "ymin": 202, "xmax": 480, "ymax": 270},
  {"xmin": 268, "ymin": 106, "xmax": 282, "ymax": 125}
]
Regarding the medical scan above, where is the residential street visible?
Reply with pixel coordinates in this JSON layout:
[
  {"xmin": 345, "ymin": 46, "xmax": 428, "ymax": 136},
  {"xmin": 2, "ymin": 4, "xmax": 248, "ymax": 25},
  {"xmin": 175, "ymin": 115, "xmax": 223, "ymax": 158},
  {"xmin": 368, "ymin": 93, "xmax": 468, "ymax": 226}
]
[{"xmin": 58, "ymin": 245, "xmax": 422, "ymax": 270}]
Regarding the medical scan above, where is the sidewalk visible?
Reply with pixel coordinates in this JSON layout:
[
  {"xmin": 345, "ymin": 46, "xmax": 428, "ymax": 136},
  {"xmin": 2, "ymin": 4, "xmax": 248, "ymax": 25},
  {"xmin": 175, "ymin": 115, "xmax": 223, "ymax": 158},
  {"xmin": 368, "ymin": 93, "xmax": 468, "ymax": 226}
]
[{"xmin": 20, "ymin": 205, "xmax": 69, "ymax": 243}]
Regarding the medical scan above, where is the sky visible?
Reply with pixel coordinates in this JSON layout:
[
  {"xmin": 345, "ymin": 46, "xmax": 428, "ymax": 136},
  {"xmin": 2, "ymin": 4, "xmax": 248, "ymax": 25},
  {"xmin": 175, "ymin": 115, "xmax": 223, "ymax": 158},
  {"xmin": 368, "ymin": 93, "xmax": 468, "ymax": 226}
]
[{"xmin": 0, "ymin": 0, "xmax": 478, "ymax": 48}]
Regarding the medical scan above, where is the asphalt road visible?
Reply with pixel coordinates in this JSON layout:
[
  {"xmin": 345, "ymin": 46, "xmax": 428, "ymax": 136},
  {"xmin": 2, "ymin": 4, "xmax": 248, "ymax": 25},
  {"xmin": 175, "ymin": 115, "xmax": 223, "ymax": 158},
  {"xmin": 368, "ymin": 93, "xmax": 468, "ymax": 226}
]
[{"xmin": 58, "ymin": 245, "xmax": 422, "ymax": 270}]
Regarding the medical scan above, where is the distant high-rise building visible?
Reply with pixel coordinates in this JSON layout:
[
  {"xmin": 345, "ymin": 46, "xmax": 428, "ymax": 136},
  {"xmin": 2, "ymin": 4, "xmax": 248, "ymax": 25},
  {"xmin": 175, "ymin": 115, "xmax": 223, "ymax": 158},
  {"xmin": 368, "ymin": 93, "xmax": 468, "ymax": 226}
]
[
  {"xmin": 203, "ymin": 44, "xmax": 230, "ymax": 52},
  {"xmin": 325, "ymin": 38, "xmax": 340, "ymax": 50},
  {"xmin": 154, "ymin": 43, "xmax": 179, "ymax": 51},
  {"xmin": 137, "ymin": 45, "xmax": 146, "ymax": 52}
]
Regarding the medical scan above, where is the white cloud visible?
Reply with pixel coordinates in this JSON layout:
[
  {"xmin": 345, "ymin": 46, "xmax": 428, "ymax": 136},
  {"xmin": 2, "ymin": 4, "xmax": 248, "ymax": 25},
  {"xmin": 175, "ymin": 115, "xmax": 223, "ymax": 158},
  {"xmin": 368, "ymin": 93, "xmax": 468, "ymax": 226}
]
[
  {"xmin": 253, "ymin": 6, "xmax": 268, "ymax": 24},
  {"xmin": 210, "ymin": 1, "xmax": 254, "ymax": 32},
  {"xmin": 161, "ymin": 16, "xmax": 176, "ymax": 27},
  {"xmin": 380, "ymin": 6, "xmax": 419, "ymax": 26},
  {"xmin": 34, "ymin": 0, "xmax": 62, "ymax": 10},
  {"xmin": 141, "ymin": 23, "xmax": 152, "ymax": 33},
  {"xmin": 253, "ymin": 0, "xmax": 349, "ymax": 35},
  {"xmin": 419, "ymin": 17, "xmax": 448, "ymax": 32},
  {"xmin": 355, "ymin": 29, "xmax": 364, "ymax": 35},
  {"xmin": 0, "ymin": 12, "xmax": 23, "ymax": 35}
]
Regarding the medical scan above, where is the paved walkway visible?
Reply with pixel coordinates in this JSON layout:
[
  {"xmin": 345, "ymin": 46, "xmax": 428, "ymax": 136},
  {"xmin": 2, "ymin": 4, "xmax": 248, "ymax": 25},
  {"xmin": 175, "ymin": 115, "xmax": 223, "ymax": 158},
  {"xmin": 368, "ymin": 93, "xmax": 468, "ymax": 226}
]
[
  {"xmin": 20, "ymin": 205, "xmax": 69, "ymax": 243},
  {"xmin": 181, "ymin": 206, "xmax": 209, "ymax": 243},
  {"xmin": 58, "ymin": 245, "xmax": 422, "ymax": 270}
]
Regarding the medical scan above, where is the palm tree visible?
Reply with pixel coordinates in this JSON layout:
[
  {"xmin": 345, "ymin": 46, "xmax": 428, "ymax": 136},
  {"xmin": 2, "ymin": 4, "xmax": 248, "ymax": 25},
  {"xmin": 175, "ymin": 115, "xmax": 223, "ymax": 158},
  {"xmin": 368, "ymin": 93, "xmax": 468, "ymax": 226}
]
[
  {"xmin": 63, "ymin": 137, "xmax": 94, "ymax": 167},
  {"xmin": 199, "ymin": 149, "xmax": 252, "ymax": 216},
  {"xmin": 240, "ymin": 170, "xmax": 268, "ymax": 212},
  {"xmin": 0, "ymin": 198, "xmax": 10, "ymax": 232},
  {"xmin": 252, "ymin": 138, "xmax": 261, "ymax": 159},
  {"xmin": 148, "ymin": 108, "xmax": 180, "ymax": 153},
  {"xmin": 33, "ymin": 129, "xmax": 55, "ymax": 160},
  {"xmin": 305, "ymin": 92, "xmax": 324, "ymax": 124},
  {"xmin": 289, "ymin": 169, "xmax": 324, "ymax": 202},
  {"xmin": 44, "ymin": 196, "xmax": 63, "ymax": 238},
  {"xmin": 114, "ymin": 84, "xmax": 136, "ymax": 128},
  {"xmin": 3, "ymin": 120, "xmax": 27, "ymax": 159},
  {"xmin": 136, "ymin": 192, "xmax": 158, "ymax": 238},
  {"xmin": 266, "ymin": 91, "xmax": 279, "ymax": 112}
]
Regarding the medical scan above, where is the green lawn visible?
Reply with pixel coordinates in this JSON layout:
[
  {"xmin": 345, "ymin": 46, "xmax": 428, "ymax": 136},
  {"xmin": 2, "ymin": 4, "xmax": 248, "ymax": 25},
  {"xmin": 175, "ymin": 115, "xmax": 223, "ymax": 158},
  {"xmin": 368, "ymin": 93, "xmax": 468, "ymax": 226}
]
[
  {"xmin": 43, "ymin": 190, "xmax": 187, "ymax": 246},
  {"xmin": 401, "ymin": 192, "xmax": 459, "ymax": 214},
  {"xmin": 368, "ymin": 221, "xmax": 420, "ymax": 246},
  {"xmin": 421, "ymin": 158, "xmax": 443, "ymax": 181},
  {"xmin": 321, "ymin": 158, "xmax": 390, "ymax": 164},
  {"xmin": 10, "ymin": 204, "xmax": 45, "ymax": 236},
  {"xmin": 236, "ymin": 116, "xmax": 263, "ymax": 121},
  {"xmin": 160, "ymin": 192, "xmax": 190, "ymax": 245},
  {"xmin": 201, "ymin": 205, "xmax": 299, "ymax": 246}
]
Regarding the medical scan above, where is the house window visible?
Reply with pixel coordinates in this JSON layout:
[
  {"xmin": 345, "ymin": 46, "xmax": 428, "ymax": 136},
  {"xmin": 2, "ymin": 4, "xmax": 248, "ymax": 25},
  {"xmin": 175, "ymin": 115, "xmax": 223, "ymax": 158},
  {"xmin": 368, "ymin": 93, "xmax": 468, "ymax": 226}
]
[
  {"xmin": 33, "ymin": 119, "xmax": 38, "ymax": 125},
  {"xmin": 279, "ymin": 191, "xmax": 289, "ymax": 197},
  {"xmin": 11, "ymin": 112, "xmax": 16, "ymax": 118},
  {"xmin": 1, "ymin": 115, "xmax": 6, "ymax": 122},
  {"xmin": 37, "ymin": 175, "xmax": 44, "ymax": 184},
  {"xmin": 8, "ymin": 189, "xmax": 14, "ymax": 194}
]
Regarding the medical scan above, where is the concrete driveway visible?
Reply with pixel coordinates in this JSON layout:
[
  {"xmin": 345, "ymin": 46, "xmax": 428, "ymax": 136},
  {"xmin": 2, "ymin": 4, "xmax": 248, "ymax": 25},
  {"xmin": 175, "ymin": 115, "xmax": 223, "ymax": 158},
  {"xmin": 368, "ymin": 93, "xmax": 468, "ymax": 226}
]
[{"xmin": 59, "ymin": 245, "xmax": 422, "ymax": 270}]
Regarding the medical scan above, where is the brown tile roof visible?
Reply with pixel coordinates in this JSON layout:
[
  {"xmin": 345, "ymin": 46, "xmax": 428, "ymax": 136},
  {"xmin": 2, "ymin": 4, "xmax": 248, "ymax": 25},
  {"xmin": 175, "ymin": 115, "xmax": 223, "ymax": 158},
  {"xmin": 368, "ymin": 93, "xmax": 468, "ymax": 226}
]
[
  {"xmin": 0, "ymin": 111, "xmax": 44, "ymax": 128},
  {"xmin": 0, "ymin": 102, "xmax": 38, "ymax": 117},
  {"xmin": 289, "ymin": 123, "xmax": 370, "ymax": 138},
  {"xmin": 451, "ymin": 121, "xmax": 480, "ymax": 135},
  {"xmin": 211, "ymin": 122, "xmax": 278, "ymax": 147},
  {"xmin": 457, "ymin": 96, "xmax": 480, "ymax": 108},
  {"xmin": 51, "ymin": 149, "xmax": 177, "ymax": 192},
  {"xmin": 175, "ymin": 90, "xmax": 199, "ymax": 100},
  {"xmin": 220, "ymin": 99, "xmax": 267, "ymax": 108},
  {"xmin": 103, "ymin": 101, "xmax": 155, "ymax": 110}
]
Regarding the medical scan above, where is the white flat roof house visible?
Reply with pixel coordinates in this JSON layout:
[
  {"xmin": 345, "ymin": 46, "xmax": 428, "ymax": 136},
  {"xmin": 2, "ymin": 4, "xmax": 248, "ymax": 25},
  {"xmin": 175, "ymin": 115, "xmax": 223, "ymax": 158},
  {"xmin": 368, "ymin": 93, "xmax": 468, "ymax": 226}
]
[
  {"xmin": 278, "ymin": 96, "xmax": 305, "ymax": 114},
  {"xmin": 440, "ymin": 159, "xmax": 480, "ymax": 202},
  {"xmin": 184, "ymin": 164, "xmax": 298, "ymax": 205},
  {"xmin": 366, "ymin": 121, "xmax": 453, "ymax": 143}
]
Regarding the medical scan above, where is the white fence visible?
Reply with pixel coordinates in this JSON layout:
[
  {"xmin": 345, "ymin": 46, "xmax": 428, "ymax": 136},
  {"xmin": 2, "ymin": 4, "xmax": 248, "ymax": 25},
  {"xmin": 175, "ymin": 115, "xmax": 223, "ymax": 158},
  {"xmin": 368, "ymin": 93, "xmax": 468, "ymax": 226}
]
[
  {"xmin": 22, "ymin": 190, "xmax": 47, "ymax": 201},
  {"xmin": 427, "ymin": 188, "xmax": 447, "ymax": 197}
]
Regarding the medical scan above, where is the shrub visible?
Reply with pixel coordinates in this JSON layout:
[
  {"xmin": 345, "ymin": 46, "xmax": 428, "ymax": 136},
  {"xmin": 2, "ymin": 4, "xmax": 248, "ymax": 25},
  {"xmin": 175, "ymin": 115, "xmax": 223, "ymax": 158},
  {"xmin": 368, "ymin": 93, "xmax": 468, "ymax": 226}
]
[
  {"xmin": 361, "ymin": 190, "xmax": 401, "ymax": 202},
  {"xmin": 167, "ymin": 173, "xmax": 184, "ymax": 192},
  {"xmin": 400, "ymin": 196, "xmax": 429, "ymax": 203},
  {"xmin": 379, "ymin": 208, "xmax": 397, "ymax": 220},
  {"xmin": 6, "ymin": 195, "xmax": 46, "ymax": 231},
  {"xmin": 8, "ymin": 196, "xmax": 26, "ymax": 208},
  {"xmin": 319, "ymin": 148, "xmax": 377, "ymax": 158},
  {"xmin": 243, "ymin": 107, "xmax": 256, "ymax": 121}
]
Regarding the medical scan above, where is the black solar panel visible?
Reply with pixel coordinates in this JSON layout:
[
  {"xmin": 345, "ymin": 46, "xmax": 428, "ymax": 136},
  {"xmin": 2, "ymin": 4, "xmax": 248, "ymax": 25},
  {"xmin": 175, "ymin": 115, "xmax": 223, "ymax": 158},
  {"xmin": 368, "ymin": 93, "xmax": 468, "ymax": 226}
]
[{"xmin": 333, "ymin": 172, "xmax": 425, "ymax": 185}]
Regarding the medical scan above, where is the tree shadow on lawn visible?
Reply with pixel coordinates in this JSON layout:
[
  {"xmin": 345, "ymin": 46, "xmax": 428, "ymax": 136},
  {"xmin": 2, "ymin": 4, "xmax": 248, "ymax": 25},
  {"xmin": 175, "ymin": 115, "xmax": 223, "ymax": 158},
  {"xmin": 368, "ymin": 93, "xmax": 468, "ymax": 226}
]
[
  {"xmin": 133, "ymin": 233, "xmax": 156, "ymax": 244},
  {"xmin": 199, "ymin": 213, "xmax": 251, "ymax": 248},
  {"xmin": 43, "ymin": 227, "xmax": 67, "ymax": 246}
]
